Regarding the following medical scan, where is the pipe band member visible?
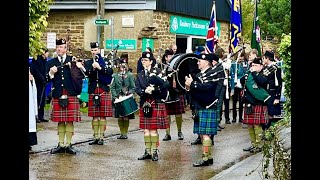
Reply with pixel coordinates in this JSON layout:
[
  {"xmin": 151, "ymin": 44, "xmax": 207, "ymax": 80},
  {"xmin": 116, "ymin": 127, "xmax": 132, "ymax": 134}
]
[
  {"xmin": 185, "ymin": 53, "xmax": 220, "ymax": 167},
  {"xmin": 111, "ymin": 58, "xmax": 136, "ymax": 139},
  {"xmin": 47, "ymin": 38, "xmax": 85, "ymax": 154},
  {"xmin": 136, "ymin": 51, "xmax": 170, "ymax": 161},
  {"xmin": 84, "ymin": 42, "xmax": 114, "ymax": 145}
]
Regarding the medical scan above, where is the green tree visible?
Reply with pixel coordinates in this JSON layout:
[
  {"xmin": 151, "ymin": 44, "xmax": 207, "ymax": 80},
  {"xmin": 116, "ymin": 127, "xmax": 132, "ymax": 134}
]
[
  {"xmin": 241, "ymin": 0, "xmax": 254, "ymax": 44},
  {"xmin": 29, "ymin": 0, "xmax": 52, "ymax": 57},
  {"xmin": 259, "ymin": 0, "xmax": 291, "ymax": 40}
]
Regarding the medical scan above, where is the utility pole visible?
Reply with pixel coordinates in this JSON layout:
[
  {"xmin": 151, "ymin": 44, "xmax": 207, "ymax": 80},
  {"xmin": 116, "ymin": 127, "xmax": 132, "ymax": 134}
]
[{"xmin": 97, "ymin": 0, "xmax": 105, "ymax": 49}]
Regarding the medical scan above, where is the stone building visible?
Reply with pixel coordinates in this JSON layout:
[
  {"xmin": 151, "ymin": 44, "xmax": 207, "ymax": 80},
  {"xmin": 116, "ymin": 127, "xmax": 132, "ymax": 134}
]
[{"xmin": 45, "ymin": 0, "xmax": 232, "ymax": 73}]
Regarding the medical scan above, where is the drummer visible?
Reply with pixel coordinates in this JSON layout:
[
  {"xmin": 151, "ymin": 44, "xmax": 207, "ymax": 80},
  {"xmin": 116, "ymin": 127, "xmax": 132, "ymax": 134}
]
[
  {"xmin": 84, "ymin": 42, "xmax": 114, "ymax": 145},
  {"xmin": 135, "ymin": 51, "xmax": 170, "ymax": 161},
  {"xmin": 110, "ymin": 58, "xmax": 136, "ymax": 139},
  {"xmin": 161, "ymin": 49, "xmax": 186, "ymax": 141}
]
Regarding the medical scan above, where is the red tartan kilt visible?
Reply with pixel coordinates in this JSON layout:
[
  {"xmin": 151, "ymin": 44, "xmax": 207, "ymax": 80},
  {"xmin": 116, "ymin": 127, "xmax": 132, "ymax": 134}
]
[
  {"xmin": 51, "ymin": 96, "xmax": 81, "ymax": 122},
  {"xmin": 165, "ymin": 94, "xmax": 185, "ymax": 115},
  {"xmin": 88, "ymin": 87, "xmax": 113, "ymax": 117},
  {"xmin": 243, "ymin": 105, "xmax": 268, "ymax": 124},
  {"xmin": 139, "ymin": 102, "xmax": 169, "ymax": 130}
]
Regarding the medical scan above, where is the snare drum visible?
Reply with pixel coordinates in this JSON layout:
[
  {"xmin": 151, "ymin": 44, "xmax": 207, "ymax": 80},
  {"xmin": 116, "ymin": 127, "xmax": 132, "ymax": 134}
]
[{"xmin": 114, "ymin": 94, "xmax": 139, "ymax": 117}]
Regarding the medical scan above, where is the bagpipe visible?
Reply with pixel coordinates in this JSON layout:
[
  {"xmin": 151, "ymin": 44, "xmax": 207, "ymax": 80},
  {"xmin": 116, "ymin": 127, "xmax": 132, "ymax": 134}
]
[
  {"xmin": 244, "ymin": 72, "xmax": 271, "ymax": 103},
  {"xmin": 103, "ymin": 44, "xmax": 120, "ymax": 68}
]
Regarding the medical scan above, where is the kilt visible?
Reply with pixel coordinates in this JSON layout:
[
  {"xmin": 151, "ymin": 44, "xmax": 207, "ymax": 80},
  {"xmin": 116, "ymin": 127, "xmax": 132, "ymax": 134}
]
[
  {"xmin": 113, "ymin": 106, "xmax": 135, "ymax": 119},
  {"xmin": 193, "ymin": 109, "xmax": 219, "ymax": 135},
  {"xmin": 139, "ymin": 102, "xmax": 169, "ymax": 130},
  {"xmin": 88, "ymin": 87, "xmax": 113, "ymax": 117},
  {"xmin": 51, "ymin": 96, "xmax": 81, "ymax": 122},
  {"xmin": 243, "ymin": 105, "xmax": 268, "ymax": 124},
  {"xmin": 165, "ymin": 94, "xmax": 185, "ymax": 115}
]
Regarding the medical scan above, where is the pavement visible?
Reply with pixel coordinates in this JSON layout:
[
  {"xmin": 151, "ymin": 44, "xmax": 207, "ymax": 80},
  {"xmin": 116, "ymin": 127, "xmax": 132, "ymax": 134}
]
[
  {"xmin": 209, "ymin": 152, "xmax": 273, "ymax": 180},
  {"xmin": 31, "ymin": 102, "xmax": 273, "ymax": 179}
]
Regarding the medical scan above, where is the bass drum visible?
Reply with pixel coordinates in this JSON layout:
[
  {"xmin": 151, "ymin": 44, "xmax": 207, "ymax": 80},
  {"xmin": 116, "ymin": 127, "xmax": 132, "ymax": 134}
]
[{"xmin": 168, "ymin": 53, "xmax": 200, "ymax": 92}]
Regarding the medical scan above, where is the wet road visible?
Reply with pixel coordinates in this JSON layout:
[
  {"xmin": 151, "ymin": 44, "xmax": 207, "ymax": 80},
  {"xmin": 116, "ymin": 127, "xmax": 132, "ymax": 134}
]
[{"xmin": 29, "ymin": 110, "xmax": 252, "ymax": 180}]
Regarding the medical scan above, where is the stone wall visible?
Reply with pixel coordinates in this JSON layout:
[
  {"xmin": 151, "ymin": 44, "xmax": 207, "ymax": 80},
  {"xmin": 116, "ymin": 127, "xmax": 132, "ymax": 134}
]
[
  {"xmin": 218, "ymin": 21, "xmax": 230, "ymax": 53},
  {"xmin": 43, "ymin": 10, "xmax": 231, "ymax": 74}
]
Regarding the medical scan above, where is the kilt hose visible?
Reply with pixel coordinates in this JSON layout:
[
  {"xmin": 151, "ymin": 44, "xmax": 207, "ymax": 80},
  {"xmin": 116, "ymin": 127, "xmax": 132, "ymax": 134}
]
[
  {"xmin": 51, "ymin": 96, "xmax": 81, "ymax": 122},
  {"xmin": 165, "ymin": 94, "xmax": 185, "ymax": 115},
  {"xmin": 88, "ymin": 87, "xmax": 113, "ymax": 117},
  {"xmin": 193, "ymin": 109, "xmax": 219, "ymax": 135},
  {"xmin": 139, "ymin": 102, "xmax": 169, "ymax": 130},
  {"xmin": 243, "ymin": 105, "xmax": 268, "ymax": 124}
]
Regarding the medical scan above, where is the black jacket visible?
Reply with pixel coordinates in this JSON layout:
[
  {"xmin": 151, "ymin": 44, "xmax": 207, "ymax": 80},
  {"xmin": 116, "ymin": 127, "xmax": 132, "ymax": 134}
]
[
  {"xmin": 189, "ymin": 68, "xmax": 218, "ymax": 110},
  {"xmin": 84, "ymin": 54, "xmax": 113, "ymax": 94},
  {"xmin": 46, "ymin": 56, "xmax": 84, "ymax": 97},
  {"xmin": 135, "ymin": 67, "xmax": 169, "ymax": 107}
]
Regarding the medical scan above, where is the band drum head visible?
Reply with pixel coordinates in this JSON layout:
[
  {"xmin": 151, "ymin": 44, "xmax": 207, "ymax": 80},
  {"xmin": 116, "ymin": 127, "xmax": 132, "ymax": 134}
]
[{"xmin": 169, "ymin": 53, "xmax": 200, "ymax": 91}]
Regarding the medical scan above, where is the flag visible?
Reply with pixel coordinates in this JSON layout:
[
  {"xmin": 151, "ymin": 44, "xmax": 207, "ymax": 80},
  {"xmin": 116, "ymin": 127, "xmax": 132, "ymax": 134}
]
[
  {"xmin": 205, "ymin": 1, "xmax": 218, "ymax": 53},
  {"xmin": 251, "ymin": 0, "xmax": 262, "ymax": 57},
  {"xmin": 230, "ymin": 0, "xmax": 242, "ymax": 53}
]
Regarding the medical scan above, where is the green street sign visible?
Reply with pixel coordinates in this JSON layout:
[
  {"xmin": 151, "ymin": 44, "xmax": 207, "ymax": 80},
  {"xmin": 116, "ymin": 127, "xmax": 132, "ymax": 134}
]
[
  {"xmin": 95, "ymin": 19, "xmax": 110, "ymax": 25},
  {"xmin": 105, "ymin": 39, "xmax": 136, "ymax": 50},
  {"xmin": 142, "ymin": 38, "xmax": 154, "ymax": 52}
]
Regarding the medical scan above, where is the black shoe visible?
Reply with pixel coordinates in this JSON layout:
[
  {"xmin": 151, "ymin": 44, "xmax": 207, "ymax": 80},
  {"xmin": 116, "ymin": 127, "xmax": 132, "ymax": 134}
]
[
  {"xmin": 243, "ymin": 146, "xmax": 254, "ymax": 151},
  {"xmin": 89, "ymin": 139, "xmax": 99, "ymax": 145},
  {"xmin": 152, "ymin": 150, "xmax": 159, "ymax": 161},
  {"xmin": 40, "ymin": 119, "xmax": 49, "ymax": 122},
  {"xmin": 36, "ymin": 119, "xmax": 41, "ymax": 123},
  {"xmin": 97, "ymin": 139, "xmax": 104, "ymax": 145},
  {"xmin": 239, "ymin": 119, "xmax": 243, "ymax": 123},
  {"xmin": 65, "ymin": 145, "xmax": 77, "ymax": 155},
  {"xmin": 250, "ymin": 147, "xmax": 262, "ymax": 153},
  {"xmin": 225, "ymin": 119, "xmax": 231, "ymax": 124},
  {"xmin": 232, "ymin": 119, "xmax": 236, "ymax": 123},
  {"xmin": 178, "ymin": 132, "xmax": 184, "ymax": 140},
  {"xmin": 191, "ymin": 137, "xmax": 202, "ymax": 145},
  {"xmin": 217, "ymin": 126, "xmax": 221, "ymax": 131},
  {"xmin": 193, "ymin": 159, "xmax": 209, "ymax": 167},
  {"xmin": 50, "ymin": 144, "xmax": 65, "ymax": 154},
  {"xmin": 117, "ymin": 135, "xmax": 128, "ymax": 139},
  {"xmin": 162, "ymin": 134, "xmax": 171, "ymax": 141},
  {"xmin": 218, "ymin": 125, "xmax": 225, "ymax": 129},
  {"xmin": 117, "ymin": 135, "xmax": 124, "ymax": 139},
  {"xmin": 138, "ymin": 150, "xmax": 152, "ymax": 160},
  {"xmin": 208, "ymin": 158, "xmax": 213, "ymax": 165}
]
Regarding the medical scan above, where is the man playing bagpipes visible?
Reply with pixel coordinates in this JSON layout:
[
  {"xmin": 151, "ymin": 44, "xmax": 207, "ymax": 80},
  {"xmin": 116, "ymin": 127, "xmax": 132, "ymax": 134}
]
[
  {"xmin": 47, "ymin": 38, "xmax": 85, "ymax": 154},
  {"xmin": 110, "ymin": 59, "xmax": 136, "ymax": 139},
  {"xmin": 185, "ymin": 53, "xmax": 222, "ymax": 167},
  {"xmin": 262, "ymin": 50, "xmax": 283, "ymax": 129},
  {"xmin": 84, "ymin": 42, "xmax": 114, "ymax": 145},
  {"xmin": 241, "ymin": 57, "xmax": 271, "ymax": 153},
  {"xmin": 135, "ymin": 51, "xmax": 170, "ymax": 161}
]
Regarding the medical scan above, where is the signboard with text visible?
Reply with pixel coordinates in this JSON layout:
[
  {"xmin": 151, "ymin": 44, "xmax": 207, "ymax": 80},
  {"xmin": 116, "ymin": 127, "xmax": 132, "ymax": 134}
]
[
  {"xmin": 170, "ymin": 15, "xmax": 221, "ymax": 37},
  {"xmin": 142, "ymin": 38, "xmax": 154, "ymax": 52},
  {"xmin": 95, "ymin": 19, "xmax": 110, "ymax": 25},
  {"xmin": 47, "ymin": 32, "xmax": 56, "ymax": 49},
  {"xmin": 105, "ymin": 39, "xmax": 136, "ymax": 50}
]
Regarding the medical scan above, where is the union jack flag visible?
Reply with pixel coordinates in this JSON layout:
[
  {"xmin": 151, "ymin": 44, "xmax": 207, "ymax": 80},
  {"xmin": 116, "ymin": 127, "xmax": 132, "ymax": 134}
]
[{"xmin": 205, "ymin": 1, "xmax": 218, "ymax": 53}]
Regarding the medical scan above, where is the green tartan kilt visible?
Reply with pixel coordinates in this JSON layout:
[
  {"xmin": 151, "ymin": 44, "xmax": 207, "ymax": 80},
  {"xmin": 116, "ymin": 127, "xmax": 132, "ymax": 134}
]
[{"xmin": 193, "ymin": 109, "xmax": 219, "ymax": 135}]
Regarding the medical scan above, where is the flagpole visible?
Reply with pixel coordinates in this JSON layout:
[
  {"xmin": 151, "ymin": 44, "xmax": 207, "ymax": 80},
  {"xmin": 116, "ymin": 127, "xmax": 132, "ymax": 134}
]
[{"xmin": 213, "ymin": 1, "xmax": 217, "ymax": 37}]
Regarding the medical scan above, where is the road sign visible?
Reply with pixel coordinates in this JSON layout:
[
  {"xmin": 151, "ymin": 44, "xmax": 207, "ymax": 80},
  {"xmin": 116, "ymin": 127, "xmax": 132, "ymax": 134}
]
[{"xmin": 95, "ymin": 19, "xmax": 110, "ymax": 25}]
